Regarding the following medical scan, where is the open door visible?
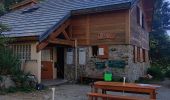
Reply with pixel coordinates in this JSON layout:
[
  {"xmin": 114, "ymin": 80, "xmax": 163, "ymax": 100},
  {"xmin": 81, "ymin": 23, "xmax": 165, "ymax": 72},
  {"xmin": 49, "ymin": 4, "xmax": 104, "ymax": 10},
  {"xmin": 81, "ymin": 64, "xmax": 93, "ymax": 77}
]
[{"xmin": 56, "ymin": 47, "xmax": 65, "ymax": 79}]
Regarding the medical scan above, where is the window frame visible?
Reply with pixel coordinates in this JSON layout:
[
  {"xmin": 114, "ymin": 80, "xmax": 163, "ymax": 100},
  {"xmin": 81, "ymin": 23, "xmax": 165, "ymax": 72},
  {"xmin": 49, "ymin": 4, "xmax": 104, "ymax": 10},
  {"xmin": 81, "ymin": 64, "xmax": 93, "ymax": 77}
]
[{"xmin": 10, "ymin": 44, "xmax": 31, "ymax": 60}]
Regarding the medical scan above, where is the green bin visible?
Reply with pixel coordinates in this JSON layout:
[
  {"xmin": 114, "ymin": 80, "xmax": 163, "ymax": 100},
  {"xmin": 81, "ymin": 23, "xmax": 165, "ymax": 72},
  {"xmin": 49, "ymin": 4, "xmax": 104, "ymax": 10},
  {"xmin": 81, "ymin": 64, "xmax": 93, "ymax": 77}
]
[{"xmin": 104, "ymin": 72, "xmax": 112, "ymax": 81}]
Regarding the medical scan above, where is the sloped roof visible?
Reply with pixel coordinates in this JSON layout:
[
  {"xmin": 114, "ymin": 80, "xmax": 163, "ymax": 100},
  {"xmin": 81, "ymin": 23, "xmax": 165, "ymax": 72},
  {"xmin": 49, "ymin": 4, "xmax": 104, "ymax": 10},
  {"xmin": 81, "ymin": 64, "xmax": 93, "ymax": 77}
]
[{"xmin": 0, "ymin": 0, "xmax": 136, "ymax": 41}]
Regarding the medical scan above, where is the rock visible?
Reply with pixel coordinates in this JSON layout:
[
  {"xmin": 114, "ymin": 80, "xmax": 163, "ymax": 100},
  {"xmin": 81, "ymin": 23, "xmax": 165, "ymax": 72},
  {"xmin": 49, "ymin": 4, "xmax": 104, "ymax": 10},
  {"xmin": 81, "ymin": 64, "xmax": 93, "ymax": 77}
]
[{"xmin": 0, "ymin": 76, "xmax": 16, "ymax": 89}]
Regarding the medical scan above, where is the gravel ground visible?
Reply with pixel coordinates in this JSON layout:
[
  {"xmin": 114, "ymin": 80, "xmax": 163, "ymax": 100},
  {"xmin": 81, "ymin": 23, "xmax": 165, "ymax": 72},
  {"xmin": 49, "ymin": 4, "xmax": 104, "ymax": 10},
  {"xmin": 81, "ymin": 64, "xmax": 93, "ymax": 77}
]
[{"xmin": 0, "ymin": 80, "xmax": 170, "ymax": 100}]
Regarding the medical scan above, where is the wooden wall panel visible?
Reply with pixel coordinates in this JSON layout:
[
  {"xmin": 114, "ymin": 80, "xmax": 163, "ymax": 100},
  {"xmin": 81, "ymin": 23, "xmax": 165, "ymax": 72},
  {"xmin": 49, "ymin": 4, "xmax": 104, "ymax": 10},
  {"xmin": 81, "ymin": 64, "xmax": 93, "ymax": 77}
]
[
  {"xmin": 71, "ymin": 10, "xmax": 129, "ymax": 46},
  {"xmin": 71, "ymin": 15, "xmax": 88, "ymax": 45},
  {"xmin": 89, "ymin": 11, "xmax": 126, "ymax": 45}
]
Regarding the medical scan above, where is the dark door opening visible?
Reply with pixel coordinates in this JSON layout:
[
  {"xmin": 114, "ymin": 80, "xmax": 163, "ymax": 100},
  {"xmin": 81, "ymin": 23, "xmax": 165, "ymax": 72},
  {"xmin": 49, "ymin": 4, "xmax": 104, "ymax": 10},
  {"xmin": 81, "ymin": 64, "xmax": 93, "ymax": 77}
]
[{"xmin": 56, "ymin": 47, "xmax": 65, "ymax": 79}]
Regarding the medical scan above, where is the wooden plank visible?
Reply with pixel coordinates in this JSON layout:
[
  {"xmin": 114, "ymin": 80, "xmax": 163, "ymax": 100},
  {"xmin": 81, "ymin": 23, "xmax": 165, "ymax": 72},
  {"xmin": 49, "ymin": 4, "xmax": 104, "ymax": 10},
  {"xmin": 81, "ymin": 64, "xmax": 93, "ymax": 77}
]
[
  {"xmin": 86, "ymin": 15, "xmax": 90, "ymax": 45},
  {"xmin": 49, "ymin": 20, "xmax": 70, "ymax": 39},
  {"xmin": 37, "ymin": 40, "xmax": 49, "ymax": 52},
  {"xmin": 87, "ymin": 93, "xmax": 154, "ymax": 100},
  {"xmin": 37, "ymin": 20, "xmax": 71, "ymax": 52},
  {"xmin": 63, "ymin": 30, "xmax": 70, "ymax": 40},
  {"xmin": 94, "ymin": 81, "xmax": 158, "ymax": 99},
  {"xmin": 48, "ymin": 39, "xmax": 74, "ymax": 46}
]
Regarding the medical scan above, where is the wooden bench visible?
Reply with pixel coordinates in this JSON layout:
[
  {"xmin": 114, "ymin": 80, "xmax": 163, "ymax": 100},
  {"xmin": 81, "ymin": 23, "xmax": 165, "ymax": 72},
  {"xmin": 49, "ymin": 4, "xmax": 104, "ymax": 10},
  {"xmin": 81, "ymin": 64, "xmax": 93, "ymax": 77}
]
[
  {"xmin": 87, "ymin": 93, "xmax": 155, "ymax": 100},
  {"xmin": 80, "ymin": 76, "xmax": 103, "ymax": 84}
]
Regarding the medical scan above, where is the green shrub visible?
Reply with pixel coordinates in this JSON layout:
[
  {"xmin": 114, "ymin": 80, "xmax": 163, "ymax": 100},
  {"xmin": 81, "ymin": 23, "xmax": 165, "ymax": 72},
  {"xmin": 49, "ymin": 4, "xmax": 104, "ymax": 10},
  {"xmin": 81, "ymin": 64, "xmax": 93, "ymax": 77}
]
[
  {"xmin": 0, "ymin": 48, "xmax": 21, "ymax": 75},
  {"xmin": 165, "ymin": 70, "xmax": 170, "ymax": 78},
  {"xmin": 147, "ymin": 66, "xmax": 164, "ymax": 80}
]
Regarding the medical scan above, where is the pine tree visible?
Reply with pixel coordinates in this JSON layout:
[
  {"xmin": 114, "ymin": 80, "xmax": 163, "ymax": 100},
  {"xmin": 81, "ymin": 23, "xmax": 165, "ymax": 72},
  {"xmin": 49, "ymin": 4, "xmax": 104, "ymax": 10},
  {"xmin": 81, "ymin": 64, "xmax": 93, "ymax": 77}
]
[{"xmin": 150, "ymin": 0, "xmax": 170, "ymax": 69}]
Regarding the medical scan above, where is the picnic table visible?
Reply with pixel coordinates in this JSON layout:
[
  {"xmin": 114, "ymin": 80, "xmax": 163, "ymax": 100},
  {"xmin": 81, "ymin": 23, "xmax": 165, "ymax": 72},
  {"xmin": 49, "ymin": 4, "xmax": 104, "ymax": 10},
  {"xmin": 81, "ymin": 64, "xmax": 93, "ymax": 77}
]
[{"xmin": 92, "ymin": 81, "xmax": 160, "ymax": 99}]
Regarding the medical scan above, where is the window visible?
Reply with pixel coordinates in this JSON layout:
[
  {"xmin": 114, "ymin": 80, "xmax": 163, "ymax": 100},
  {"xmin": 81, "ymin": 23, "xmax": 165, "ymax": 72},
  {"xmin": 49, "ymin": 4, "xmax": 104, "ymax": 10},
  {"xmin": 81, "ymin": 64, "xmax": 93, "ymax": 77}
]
[
  {"xmin": 143, "ymin": 49, "xmax": 146, "ymax": 62},
  {"xmin": 41, "ymin": 49, "xmax": 53, "ymax": 61},
  {"xmin": 92, "ymin": 46, "xmax": 98, "ymax": 57},
  {"xmin": 10, "ymin": 44, "xmax": 31, "ymax": 60},
  {"xmin": 137, "ymin": 6, "xmax": 140, "ymax": 25},
  {"xmin": 91, "ymin": 45, "xmax": 108, "ymax": 59},
  {"xmin": 137, "ymin": 6, "xmax": 145, "ymax": 28},
  {"xmin": 133, "ymin": 46, "xmax": 137, "ymax": 63},
  {"xmin": 142, "ymin": 14, "xmax": 145, "ymax": 29},
  {"xmin": 137, "ymin": 47, "xmax": 140, "ymax": 62},
  {"xmin": 98, "ymin": 45, "xmax": 109, "ymax": 59}
]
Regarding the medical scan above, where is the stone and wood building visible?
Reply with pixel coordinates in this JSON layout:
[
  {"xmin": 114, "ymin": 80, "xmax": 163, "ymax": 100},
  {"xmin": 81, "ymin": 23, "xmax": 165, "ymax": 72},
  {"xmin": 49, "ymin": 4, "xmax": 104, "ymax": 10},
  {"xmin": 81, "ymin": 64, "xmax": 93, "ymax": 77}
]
[{"xmin": 0, "ymin": 0, "xmax": 154, "ymax": 82}]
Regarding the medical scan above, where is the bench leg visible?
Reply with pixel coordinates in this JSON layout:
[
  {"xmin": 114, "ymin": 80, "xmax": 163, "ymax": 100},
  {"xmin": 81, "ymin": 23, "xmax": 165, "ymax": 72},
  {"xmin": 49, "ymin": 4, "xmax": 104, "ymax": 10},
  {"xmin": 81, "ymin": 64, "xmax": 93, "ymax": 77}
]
[
  {"xmin": 150, "ymin": 91, "xmax": 156, "ymax": 99},
  {"xmin": 94, "ymin": 88, "xmax": 98, "ymax": 100},
  {"xmin": 102, "ymin": 90, "xmax": 106, "ymax": 94}
]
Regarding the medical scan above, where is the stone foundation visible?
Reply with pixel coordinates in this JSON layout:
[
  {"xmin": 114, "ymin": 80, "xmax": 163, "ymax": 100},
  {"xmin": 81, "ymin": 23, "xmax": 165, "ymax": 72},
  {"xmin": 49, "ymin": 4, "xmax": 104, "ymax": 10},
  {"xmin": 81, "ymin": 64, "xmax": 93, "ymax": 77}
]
[{"xmin": 64, "ymin": 45, "xmax": 150, "ymax": 82}]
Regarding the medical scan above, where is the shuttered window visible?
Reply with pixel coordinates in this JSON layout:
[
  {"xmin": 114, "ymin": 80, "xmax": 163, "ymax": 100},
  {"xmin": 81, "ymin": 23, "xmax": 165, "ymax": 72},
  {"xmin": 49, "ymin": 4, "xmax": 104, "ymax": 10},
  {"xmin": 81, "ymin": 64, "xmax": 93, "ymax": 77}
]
[
  {"xmin": 140, "ymin": 48, "xmax": 143, "ymax": 62},
  {"xmin": 137, "ymin": 47, "xmax": 140, "ymax": 62},
  {"xmin": 134, "ymin": 46, "xmax": 147, "ymax": 63},
  {"xmin": 137, "ymin": 6, "xmax": 140, "ymax": 25},
  {"xmin": 133, "ymin": 46, "xmax": 138, "ymax": 63},
  {"xmin": 137, "ymin": 6, "xmax": 145, "ymax": 28},
  {"xmin": 143, "ymin": 49, "xmax": 146, "ymax": 62},
  {"xmin": 10, "ymin": 44, "xmax": 31, "ymax": 60}
]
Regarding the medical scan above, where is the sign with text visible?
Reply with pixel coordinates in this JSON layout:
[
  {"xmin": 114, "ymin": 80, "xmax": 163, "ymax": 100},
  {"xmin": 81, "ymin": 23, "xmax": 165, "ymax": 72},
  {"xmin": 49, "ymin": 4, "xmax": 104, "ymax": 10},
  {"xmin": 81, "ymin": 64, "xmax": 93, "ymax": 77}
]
[{"xmin": 97, "ymin": 33, "xmax": 116, "ymax": 40}]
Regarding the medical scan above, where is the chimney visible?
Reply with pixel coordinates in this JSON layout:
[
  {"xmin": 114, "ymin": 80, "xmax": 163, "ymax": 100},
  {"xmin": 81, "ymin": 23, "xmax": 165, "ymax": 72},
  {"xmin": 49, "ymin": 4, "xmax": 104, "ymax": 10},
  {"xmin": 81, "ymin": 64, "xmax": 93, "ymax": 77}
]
[{"xmin": 10, "ymin": 0, "xmax": 38, "ymax": 11}]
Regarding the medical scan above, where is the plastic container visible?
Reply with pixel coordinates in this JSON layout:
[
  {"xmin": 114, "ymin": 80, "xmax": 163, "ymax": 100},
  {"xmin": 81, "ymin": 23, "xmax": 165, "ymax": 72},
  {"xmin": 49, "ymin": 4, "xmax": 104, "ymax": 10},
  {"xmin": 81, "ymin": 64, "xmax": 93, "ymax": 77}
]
[{"xmin": 104, "ymin": 72, "xmax": 112, "ymax": 81}]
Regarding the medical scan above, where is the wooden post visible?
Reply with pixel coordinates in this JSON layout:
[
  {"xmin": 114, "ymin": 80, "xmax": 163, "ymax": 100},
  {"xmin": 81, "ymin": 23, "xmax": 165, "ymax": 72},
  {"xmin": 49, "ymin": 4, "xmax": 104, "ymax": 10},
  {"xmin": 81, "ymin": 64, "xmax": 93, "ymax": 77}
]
[{"xmin": 75, "ymin": 39, "xmax": 78, "ymax": 80}]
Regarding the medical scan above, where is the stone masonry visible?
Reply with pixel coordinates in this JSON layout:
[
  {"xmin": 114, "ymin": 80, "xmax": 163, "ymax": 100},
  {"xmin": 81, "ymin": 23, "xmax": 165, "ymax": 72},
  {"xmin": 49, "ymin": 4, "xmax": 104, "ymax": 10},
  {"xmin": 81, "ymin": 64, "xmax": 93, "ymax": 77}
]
[{"xmin": 64, "ymin": 45, "xmax": 150, "ymax": 82}]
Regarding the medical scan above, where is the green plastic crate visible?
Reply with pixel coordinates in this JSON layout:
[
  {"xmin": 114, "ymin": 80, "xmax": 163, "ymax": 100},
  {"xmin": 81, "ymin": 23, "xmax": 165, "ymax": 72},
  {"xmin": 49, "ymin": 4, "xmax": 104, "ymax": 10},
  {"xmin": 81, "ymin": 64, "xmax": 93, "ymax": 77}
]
[{"xmin": 104, "ymin": 72, "xmax": 112, "ymax": 81}]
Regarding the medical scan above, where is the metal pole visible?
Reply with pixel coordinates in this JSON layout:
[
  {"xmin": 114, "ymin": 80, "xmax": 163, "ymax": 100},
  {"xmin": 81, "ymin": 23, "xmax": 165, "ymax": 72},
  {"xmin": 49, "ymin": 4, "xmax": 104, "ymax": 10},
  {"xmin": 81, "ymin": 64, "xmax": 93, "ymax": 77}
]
[
  {"xmin": 51, "ymin": 87, "xmax": 55, "ymax": 100},
  {"xmin": 75, "ymin": 39, "xmax": 78, "ymax": 80}
]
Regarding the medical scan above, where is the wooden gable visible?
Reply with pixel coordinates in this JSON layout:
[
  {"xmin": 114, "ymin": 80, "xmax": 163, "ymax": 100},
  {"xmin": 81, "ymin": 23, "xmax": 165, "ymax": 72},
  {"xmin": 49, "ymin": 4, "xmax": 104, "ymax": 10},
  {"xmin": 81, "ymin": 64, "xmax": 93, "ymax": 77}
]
[{"xmin": 37, "ymin": 20, "xmax": 75, "ymax": 52}]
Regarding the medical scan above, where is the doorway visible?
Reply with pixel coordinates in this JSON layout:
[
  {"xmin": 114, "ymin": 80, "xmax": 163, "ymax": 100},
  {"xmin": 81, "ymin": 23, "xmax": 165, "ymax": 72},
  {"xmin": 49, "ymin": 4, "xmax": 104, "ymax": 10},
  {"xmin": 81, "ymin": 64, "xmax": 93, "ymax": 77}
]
[
  {"xmin": 56, "ymin": 47, "xmax": 65, "ymax": 79},
  {"xmin": 41, "ymin": 48, "xmax": 53, "ymax": 80}
]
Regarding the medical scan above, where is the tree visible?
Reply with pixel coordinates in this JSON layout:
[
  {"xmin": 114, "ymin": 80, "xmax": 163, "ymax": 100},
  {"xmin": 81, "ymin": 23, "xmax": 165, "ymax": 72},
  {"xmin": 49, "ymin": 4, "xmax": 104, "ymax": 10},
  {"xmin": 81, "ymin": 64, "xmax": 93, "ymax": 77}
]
[
  {"xmin": 150, "ymin": 0, "xmax": 170, "ymax": 69},
  {"xmin": 0, "ymin": 23, "xmax": 11, "ymax": 47},
  {"xmin": 0, "ymin": 3, "xmax": 5, "ymax": 16},
  {"xmin": 0, "ymin": 0, "xmax": 44, "ymax": 16}
]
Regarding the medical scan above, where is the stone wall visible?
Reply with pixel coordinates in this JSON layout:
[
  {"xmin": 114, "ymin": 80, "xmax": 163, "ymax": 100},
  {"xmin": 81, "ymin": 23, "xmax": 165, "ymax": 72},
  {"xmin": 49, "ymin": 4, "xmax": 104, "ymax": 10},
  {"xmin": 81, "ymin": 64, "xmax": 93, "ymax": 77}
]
[{"xmin": 64, "ymin": 45, "xmax": 150, "ymax": 82}]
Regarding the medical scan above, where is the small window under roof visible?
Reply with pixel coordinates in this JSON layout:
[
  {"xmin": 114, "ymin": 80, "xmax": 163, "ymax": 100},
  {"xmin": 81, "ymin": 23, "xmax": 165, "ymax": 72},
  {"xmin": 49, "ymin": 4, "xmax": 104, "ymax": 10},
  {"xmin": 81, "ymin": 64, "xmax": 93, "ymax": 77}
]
[{"xmin": 22, "ymin": 6, "xmax": 40, "ymax": 14}]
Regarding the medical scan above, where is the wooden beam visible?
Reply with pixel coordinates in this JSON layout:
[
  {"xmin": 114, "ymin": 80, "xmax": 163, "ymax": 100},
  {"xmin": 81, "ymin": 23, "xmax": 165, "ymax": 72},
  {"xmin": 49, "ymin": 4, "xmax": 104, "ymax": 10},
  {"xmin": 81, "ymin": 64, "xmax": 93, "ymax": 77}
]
[
  {"xmin": 37, "ymin": 20, "xmax": 71, "ymax": 52},
  {"xmin": 49, "ymin": 20, "xmax": 70, "ymax": 39},
  {"xmin": 48, "ymin": 39, "xmax": 74, "ymax": 46},
  {"xmin": 37, "ymin": 40, "xmax": 48, "ymax": 52},
  {"xmin": 63, "ymin": 30, "xmax": 70, "ymax": 40}
]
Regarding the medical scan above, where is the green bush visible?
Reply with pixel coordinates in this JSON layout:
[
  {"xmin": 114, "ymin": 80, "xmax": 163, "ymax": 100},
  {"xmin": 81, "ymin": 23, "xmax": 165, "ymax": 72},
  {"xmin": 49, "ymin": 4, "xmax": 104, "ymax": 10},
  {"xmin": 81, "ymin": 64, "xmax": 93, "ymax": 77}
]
[
  {"xmin": 147, "ymin": 66, "xmax": 164, "ymax": 80},
  {"xmin": 0, "ymin": 47, "xmax": 36, "ymax": 93},
  {"xmin": 165, "ymin": 70, "xmax": 170, "ymax": 78},
  {"xmin": 0, "ymin": 48, "xmax": 21, "ymax": 75}
]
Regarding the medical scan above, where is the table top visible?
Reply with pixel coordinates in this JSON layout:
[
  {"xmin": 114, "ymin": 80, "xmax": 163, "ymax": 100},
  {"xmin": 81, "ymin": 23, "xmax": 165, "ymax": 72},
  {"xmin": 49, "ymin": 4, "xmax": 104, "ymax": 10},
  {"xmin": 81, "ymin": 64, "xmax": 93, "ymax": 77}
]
[{"xmin": 94, "ymin": 81, "xmax": 160, "ymax": 90}]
